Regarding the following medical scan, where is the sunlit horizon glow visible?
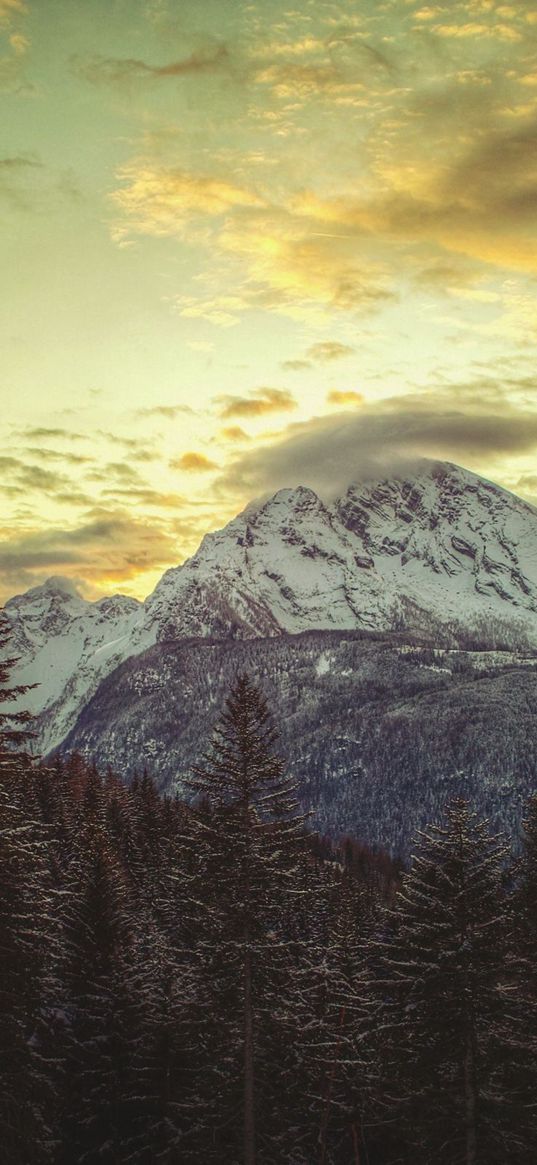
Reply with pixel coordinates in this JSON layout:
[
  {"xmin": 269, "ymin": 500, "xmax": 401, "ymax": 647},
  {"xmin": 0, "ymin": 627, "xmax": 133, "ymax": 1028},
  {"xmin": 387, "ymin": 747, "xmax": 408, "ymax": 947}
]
[{"xmin": 2, "ymin": 0, "xmax": 537, "ymax": 602}]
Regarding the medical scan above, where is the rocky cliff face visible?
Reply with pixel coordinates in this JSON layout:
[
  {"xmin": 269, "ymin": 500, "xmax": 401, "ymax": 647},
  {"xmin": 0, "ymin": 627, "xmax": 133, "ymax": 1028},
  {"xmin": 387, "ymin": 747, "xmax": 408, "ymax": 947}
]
[{"xmin": 141, "ymin": 461, "xmax": 537, "ymax": 643}]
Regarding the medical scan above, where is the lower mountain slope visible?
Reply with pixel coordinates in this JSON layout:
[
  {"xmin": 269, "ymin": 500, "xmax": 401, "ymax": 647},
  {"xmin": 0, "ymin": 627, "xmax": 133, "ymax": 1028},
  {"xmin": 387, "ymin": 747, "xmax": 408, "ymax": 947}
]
[{"xmin": 59, "ymin": 630, "xmax": 537, "ymax": 856}]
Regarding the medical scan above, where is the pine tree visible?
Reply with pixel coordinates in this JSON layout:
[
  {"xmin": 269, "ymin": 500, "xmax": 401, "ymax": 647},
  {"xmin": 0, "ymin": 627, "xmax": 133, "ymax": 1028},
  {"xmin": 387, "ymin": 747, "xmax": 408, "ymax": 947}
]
[
  {"xmin": 58, "ymin": 837, "xmax": 143, "ymax": 1163},
  {"xmin": 274, "ymin": 861, "xmax": 373, "ymax": 1164},
  {"xmin": 0, "ymin": 612, "xmax": 57, "ymax": 1162},
  {"xmin": 368, "ymin": 797, "xmax": 531, "ymax": 1164},
  {"xmin": 184, "ymin": 673, "xmax": 308, "ymax": 1164}
]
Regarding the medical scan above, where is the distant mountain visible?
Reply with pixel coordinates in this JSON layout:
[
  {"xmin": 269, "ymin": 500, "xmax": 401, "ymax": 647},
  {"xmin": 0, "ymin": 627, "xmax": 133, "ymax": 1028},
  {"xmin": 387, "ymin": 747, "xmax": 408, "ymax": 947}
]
[
  {"xmin": 4, "ymin": 578, "xmax": 145, "ymax": 750},
  {"xmin": 4, "ymin": 461, "xmax": 537, "ymax": 764}
]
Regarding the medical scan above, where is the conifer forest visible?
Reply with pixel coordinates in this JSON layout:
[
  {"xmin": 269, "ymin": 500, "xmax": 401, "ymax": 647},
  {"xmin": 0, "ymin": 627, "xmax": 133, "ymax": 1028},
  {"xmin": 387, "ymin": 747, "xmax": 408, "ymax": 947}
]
[{"xmin": 2, "ymin": 620, "xmax": 537, "ymax": 1165}]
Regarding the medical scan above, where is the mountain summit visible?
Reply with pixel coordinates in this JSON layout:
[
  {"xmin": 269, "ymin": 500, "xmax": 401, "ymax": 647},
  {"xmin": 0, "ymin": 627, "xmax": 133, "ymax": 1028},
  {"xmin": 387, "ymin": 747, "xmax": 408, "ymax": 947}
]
[
  {"xmin": 142, "ymin": 461, "xmax": 537, "ymax": 642},
  {"xmin": 5, "ymin": 461, "xmax": 537, "ymax": 752}
]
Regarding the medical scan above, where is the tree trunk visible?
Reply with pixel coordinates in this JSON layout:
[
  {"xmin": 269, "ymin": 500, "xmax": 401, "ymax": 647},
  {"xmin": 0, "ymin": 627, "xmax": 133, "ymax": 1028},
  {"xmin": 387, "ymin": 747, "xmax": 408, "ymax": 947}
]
[
  {"xmin": 464, "ymin": 1031, "xmax": 477, "ymax": 1165},
  {"xmin": 243, "ymin": 940, "xmax": 256, "ymax": 1165}
]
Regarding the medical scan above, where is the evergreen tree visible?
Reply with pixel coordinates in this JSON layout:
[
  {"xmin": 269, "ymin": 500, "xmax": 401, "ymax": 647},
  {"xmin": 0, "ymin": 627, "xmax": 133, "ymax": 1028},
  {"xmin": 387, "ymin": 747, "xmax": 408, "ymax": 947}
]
[
  {"xmin": 184, "ymin": 673, "xmax": 308, "ymax": 1164},
  {"xmin": 58, "ymin": 838, "xmax": 143, "ymax": 1163},
  {"xmin": 368, "ymin": 797, "xmax": 532, "ymax": 1164},
  {"xmin": 0, "ymin": 613, "xmax": 57, "ymax": 1162}
]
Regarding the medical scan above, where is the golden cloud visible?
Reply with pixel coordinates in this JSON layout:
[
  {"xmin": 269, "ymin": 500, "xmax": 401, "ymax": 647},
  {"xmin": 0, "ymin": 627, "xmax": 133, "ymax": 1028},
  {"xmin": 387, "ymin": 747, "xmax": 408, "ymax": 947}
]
[
  {"xmin": 0, "ymin": 508, "xmax": 180, "ymax": 599},
  {"xmin": 0, "ymin": 0, "xmax": 25, "ymax": 24},
  {"xmin": 171, "ymin": 452, "xmax": 218, "ymax": 472},
  {"xmin": 217, "ymin": 211, "xmax": 394, "ymax": 320},
  {"xmin": 111, "ymin": 165, "xmax": 265, "ymax": 239},
  {"xmin": 219, "ymin": 426, "xmax": 251, "ymax": 443},
  {"xmin": 9, "ymin": 32, "xmax": 28, "ymax": 54},
  {"xmin": 433, "ymin": 22, "xmax": 521, "ymax": 41},
  {"xmin": 327, "ymin": 390, "xmax": 364, "ymax": 407},
  {"xmin": 307, "ymin": 341, "xmax": 355, "ymax": 362},
  {"xmin": 217, "ymin": 388, "xmax": 297, "ymax": 419}
]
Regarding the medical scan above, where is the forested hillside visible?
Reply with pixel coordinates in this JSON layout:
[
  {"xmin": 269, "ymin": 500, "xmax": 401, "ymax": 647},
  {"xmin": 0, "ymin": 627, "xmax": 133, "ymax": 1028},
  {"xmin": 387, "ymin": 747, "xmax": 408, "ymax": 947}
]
[
  {"xmin": 61, "ymin": 630, "xmax": 537, "ymax": 855},
  {"xmin": 2, "ymin": 668, "xmax": 537, "ymax": 1163}
]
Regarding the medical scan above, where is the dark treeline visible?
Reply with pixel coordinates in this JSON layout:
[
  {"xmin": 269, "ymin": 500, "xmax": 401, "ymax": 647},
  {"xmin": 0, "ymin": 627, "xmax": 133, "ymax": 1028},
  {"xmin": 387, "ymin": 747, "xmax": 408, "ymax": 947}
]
[{"xmin": 1, "ymin": 664, "xmax": 537, "ymax": 1162}]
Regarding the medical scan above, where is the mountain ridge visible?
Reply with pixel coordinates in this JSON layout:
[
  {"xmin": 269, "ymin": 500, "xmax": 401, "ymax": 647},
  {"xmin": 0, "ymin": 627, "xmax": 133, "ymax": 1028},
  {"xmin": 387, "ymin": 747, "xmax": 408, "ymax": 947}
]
[{"xmin": 4, "ymin": 460, "xmax": 537, "ymax": 753}]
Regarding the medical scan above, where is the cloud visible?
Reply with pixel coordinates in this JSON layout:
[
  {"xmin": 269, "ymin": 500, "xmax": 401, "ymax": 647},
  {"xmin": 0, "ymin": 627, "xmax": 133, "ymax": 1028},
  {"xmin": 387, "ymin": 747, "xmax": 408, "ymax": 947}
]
[
  {"xmin": 216, "ymin": 388, "xmax": 537, "ymax": 501},
  {"xmin": 24, "ymin": 447, "xmax": 90, "ymax": 466},
  {"xmin": 78, "ymin": 43, "xmax": 230, "ymax": 86},
  {"xmin": 217, "ymin": 211, "xmax": 395, "ymax": 319},
  {"xmin": 289, "ymin": 113, "xmax": 537, "ymax": 277},
  {"xmin": 283, "ymin": 341, "xmax": 356, "ymax": 369},
  {"xmin": 0, "ymin": 154, "xmax": 40, "ymax": 170},
  {"xmin": 251, "ymin": 32, "xmax": 393, "ymax": 102},
  {"xmin": 170, "ymin": 452, "xmax": 218, "ymax": 472},
  {"xmin": 111, "ymin": 165, "xmax": 264, "ymax": 240},
  {"xmin": 135, "ymin": 404, "xmax": 195, "ymax": 419},
  {"xmin": 86, "ymin": 462, "xmax": 146, "ymax": 487},
  {"xmin": 0, "ymin": 153, "xmax": 43, "ymax": 203},
  {"xmin": 281, "ymin": 359, "xmax": 311, "ymax": 371},
  {"xmin": 219, "ymin": 426, "xmax": 251, "ymax": 443},
  {"xmin": 306, "ymin": 341, "xmax": 355, "ymax": 362},
  {"xmin": 97, "ymin": 433, "xmax": 158, "ymax": 460},
  {"xmin": 19, "ymin": 427, "xmax": 85, "ymax": 441},
  {"xmin": 217, "ymin": 388, "xmax": 297, "ymax": 419},
  {"xmin": 327, "ymin": 390, "xmax": 364, "ymax": 407},
  {"xmin": 0, "ymin": 0, "xmax": 25, "ymax": 25},
  {"xmin": 0, "ymin": 456, "xmax": 91, "ymax": 503},
  {"xmin": 0, "ymin": 508, "xmax": 180, "ymax": 599},
  {"xmin": 432, "ymin": 22, "xmax": 522, "ymax": 42},
  {"xmin": 99, "ymin": 488, "xmax": 185, "ymax": 508},
  {"xmin": 9, "ymin": 31, "xmax": 28, "ymax": 54}
]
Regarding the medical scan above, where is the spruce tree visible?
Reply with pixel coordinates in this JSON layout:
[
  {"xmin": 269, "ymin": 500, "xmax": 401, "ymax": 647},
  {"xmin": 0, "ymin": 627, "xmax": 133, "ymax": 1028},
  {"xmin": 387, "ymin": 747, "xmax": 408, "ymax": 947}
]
[
  {"xmin": 368, "ymin": 797, "xmax": 529, "ymax": 1164},
  {"xmin": 0, "ymin": 612, "xmax": 56, "ymax": 1162},
  {"xmin": 184, "ymin": 673, "xmax": 308, "ymax": 1165}
]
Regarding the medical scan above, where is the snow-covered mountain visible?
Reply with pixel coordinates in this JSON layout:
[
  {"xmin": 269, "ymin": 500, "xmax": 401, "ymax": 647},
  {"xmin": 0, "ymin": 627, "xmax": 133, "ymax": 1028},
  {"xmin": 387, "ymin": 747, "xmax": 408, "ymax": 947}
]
[
  {"xmin": 4, "ymin": 578, "xmax": 147, "ymax": 749},
  {"xmin": 142, "ymin": 460, "xmax": 537, "ymax": 641},
  {"xmin": 4, "ymin": 461, "xmax": 537, "ymax": 753}
]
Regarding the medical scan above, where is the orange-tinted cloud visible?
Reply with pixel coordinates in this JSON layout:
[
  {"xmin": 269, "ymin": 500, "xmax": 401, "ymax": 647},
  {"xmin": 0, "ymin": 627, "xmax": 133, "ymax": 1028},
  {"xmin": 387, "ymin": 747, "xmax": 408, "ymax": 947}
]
[
  {"xmin": 111, "ymin": 166, "xmax": 264, "ymax": 240},
  {"xmin": 307, "ymin": 341, "xmax": 355, "ymax": 362},
  {"xmin": 219, "ymin": 426, "xmax": 251, "ymax": 442},
  {"xmin": 0, "ymin": 507, "xmax": 180, "ymax": 599},
  {"xmin": 217, "ymin": 388, "xmax": 297, "ymax": 419},
  {"xmin": 171, "ymin": 452, "xmax": 218, "ymax": 472},
  {"xmin": 327, "ymin": 390, "xmax": 364, "ymax": 407}
]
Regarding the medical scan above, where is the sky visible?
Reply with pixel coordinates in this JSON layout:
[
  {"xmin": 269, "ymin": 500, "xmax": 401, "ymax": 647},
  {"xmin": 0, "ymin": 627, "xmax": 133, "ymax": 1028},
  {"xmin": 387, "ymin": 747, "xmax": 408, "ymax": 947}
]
[{"xmin": 2, "ymin": 0, "xmax": 537, "ymax": 601}]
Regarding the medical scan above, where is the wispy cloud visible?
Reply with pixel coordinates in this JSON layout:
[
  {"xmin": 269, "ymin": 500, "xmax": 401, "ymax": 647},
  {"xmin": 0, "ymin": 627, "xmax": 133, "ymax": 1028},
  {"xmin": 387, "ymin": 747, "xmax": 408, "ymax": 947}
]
[
  {"xmin": 77, "ymin": 43, "xmax": 230, "ymax": 86},
  {"xmin": 216, "ymin": 388, "xmax": 297, "ymax": 419},
  {"xmin": 306, "ymin": 341, "xmax": 355, "ymax": 362},
  {"xmin": 170, "ymin": 452, "xmax": 218, "ymax": 472},
  {"xmin": 282, "ymin": 340, "xmax": 355, "ymax": 370},
  {"xmin": 135, "ymin": 404, "xmax": 195, "ymax": 419},
  {"xmin": 111, "ymin": 164, "xmax": 264, "ymax": 241}
]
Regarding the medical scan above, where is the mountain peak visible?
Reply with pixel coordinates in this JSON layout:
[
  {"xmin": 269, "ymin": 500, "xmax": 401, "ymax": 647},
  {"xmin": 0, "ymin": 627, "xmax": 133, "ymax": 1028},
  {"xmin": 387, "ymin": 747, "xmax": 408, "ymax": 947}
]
[{"xmin": 5, "ymin": 460, "xmax": 537, "ymax": 753}]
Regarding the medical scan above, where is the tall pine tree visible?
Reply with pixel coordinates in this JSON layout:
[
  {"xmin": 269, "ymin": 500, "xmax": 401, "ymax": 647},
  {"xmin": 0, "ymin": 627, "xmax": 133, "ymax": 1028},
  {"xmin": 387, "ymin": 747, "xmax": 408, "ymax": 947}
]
[
  {"xmin": 184, "ymin": 673, "xmax": 308, "ymax": 1165},
  {"xmin": 368, "ymin": 797, "xmax": 532, "ymax": 1164}
]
